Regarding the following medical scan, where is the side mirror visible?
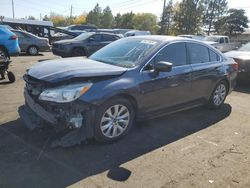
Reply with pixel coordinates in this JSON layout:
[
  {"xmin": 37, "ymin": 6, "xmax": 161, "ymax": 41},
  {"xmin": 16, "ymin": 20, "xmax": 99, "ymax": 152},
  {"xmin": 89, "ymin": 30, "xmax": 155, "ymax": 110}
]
[
  {"xmin": 88, "ymin": 37, "xmax": 94, "ymax": 42},
  {"xmin": 155, "ymin": 61, "xmax": 173, "ymax": 73}
]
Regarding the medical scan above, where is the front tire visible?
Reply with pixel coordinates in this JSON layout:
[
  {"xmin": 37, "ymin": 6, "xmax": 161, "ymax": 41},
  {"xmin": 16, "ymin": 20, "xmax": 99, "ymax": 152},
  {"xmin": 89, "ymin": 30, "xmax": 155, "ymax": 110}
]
[
  {"xmin": 208, "ymin": 81, "xmax": 228, "ymax": 109},
  {"xmin": 7, "ymin": 71, "xmax": 15, "ymax": 83},
  {"xmin": 94, "ymin": 97, "xmax": 135, "ymax": 142}
]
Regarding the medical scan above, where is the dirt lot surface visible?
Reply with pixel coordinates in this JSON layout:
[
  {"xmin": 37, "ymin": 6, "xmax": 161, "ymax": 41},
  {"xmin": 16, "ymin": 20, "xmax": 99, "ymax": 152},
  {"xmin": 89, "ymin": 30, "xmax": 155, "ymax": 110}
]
[{"xmin": 0, "ymin": 53, "xmax": 250, "ymax": 188}]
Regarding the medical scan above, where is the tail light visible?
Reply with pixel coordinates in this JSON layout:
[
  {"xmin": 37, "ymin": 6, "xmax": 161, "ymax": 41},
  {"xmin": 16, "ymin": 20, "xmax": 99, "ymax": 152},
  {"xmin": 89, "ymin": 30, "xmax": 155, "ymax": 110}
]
[{"xmin": 9, "ymin": 35, "xmax": 18, "ymax": 40}]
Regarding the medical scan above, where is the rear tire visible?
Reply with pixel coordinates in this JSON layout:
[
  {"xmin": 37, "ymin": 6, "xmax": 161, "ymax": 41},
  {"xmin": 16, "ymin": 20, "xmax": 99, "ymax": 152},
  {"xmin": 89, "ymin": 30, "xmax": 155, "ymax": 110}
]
[
  {"xmin": 27, "ymin": 46, "xmax": 39, "ymax": 55},
  {"xmin": 7, "ymin": 71, "xmax": 15, "ymax": 83},
  {"xmin": 94, "ymin": 97, "xmax": 135, "ymax": 142},
  {"xmin": 71, "ymin": 48, "xmax": 86, "ymax": 57},
  {"xmin": 208, "ymin": 81, "xmax": 228, "ymax": 109}
]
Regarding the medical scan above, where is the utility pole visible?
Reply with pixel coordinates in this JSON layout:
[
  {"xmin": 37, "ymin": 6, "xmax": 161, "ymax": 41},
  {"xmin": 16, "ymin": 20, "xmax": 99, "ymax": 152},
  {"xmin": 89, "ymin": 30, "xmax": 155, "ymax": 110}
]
[
  {"xmin": 12, "ymin": 0, "xmax": 15, "ymax": 18},
  {"xmin": 70, "ymin": 5, "xmax": 73, "ymax": 18},
  {"xmin": 40, "ymin": 13, "xmax": 42, "ymax": 20},
  {"xmin": 160, "ymin": 0, "xmax": 167, "ymax": 34}
]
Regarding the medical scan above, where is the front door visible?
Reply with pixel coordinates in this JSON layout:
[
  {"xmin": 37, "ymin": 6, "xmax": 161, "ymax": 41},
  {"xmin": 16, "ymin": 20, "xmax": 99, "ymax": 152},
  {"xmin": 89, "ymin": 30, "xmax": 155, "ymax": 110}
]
[
  {"xmin": 140, "ymin": 42, "xmax": 192, "ymax": 114},
  {"xmin": 87, "ymin": 34, "xmax": 103, "ymax": 54}
]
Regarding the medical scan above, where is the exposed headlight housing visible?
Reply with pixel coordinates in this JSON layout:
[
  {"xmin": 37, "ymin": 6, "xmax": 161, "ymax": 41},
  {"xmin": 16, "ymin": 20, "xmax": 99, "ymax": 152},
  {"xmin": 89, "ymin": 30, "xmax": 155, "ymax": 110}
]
[{"xmin": 39, "ymin": 83, "xmax": 92, "ymax": 103}]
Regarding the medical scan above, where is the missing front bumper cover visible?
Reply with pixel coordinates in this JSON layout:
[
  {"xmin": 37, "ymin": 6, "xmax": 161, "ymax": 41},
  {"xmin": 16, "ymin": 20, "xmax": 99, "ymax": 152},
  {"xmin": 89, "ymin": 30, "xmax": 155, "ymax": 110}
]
[{"xmin": 18, "ymin": 90, "xmax": 95, "ymax": 147}]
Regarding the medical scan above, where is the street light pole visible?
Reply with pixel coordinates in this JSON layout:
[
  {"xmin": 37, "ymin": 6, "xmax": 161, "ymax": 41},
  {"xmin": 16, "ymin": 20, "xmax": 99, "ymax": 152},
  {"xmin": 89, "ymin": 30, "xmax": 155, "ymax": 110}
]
[
  {"xmin": 12, "ymin": 0, "xmax": 15, "ymax": 18},
  {"xmin": 160, "ymin": 0, "xmax": 167, "ymax": 34}
]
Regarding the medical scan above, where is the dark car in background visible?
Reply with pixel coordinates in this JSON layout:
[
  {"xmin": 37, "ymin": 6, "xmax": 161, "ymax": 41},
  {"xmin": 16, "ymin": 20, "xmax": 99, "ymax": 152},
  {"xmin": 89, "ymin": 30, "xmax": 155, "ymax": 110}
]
[
  {"xmin": 11, "ymin": 29, "xmax": 50, "ymax": 55},
  {"xmin": 19, "ymin": 36, "xmax": 238, "ymax": 146},
  {"xmin": 52, "ymin": 32, "xmax": 121, "ymax": 57},
  {"xmin": 225, "ymin": 42, "xmax": 250, "ymax": 81},
  {"xmin": 51, "ymin": 30, "xmax": 86, "ymax": 43}
]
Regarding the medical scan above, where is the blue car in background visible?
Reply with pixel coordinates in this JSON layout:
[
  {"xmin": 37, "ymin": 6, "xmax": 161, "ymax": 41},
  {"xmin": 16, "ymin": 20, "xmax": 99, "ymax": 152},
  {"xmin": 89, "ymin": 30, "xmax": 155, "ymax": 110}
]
[{"xmin": 0, "ymin": 25, "xmax": 20, "ymax": 61}]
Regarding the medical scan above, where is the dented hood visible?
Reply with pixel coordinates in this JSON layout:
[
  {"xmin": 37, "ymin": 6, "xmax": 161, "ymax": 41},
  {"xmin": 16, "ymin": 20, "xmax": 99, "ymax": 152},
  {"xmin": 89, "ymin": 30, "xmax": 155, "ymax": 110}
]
[{"xmin": 28, "ymin": 57, "xmax": 127, "ymax": 83}]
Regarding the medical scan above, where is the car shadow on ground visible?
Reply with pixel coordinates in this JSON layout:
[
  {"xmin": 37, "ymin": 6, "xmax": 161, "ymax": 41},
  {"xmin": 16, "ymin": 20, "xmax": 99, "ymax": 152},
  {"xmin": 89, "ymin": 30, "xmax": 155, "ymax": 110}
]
[
  {"xmin": 235, "ymin": 82, "xmax": 250, "ymax": 94},
  {"xmin": 0, "ymin": 104, "xmax": 232, "ymax": 188},
  {"xmin": 19, "ymin": 53, "xmax": 44, "ymax": 56}
]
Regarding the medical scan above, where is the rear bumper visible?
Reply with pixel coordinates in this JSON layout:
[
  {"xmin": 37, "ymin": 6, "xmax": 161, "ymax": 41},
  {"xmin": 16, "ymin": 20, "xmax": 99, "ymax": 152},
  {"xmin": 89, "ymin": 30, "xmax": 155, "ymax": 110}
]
[
  {"xmin": 9, "ymin": 47, "xmax": 20, "ymax": 57},
  {"xmin": 39, "ymin": 45, "xmax": 51, "ymax": 52}
]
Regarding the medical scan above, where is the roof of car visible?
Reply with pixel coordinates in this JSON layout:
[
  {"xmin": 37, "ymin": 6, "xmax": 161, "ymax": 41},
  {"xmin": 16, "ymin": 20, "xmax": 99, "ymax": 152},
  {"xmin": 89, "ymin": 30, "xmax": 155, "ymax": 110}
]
[{"xmin": 130, "ymin": 35, "xmax": 196, "ymax": 42}]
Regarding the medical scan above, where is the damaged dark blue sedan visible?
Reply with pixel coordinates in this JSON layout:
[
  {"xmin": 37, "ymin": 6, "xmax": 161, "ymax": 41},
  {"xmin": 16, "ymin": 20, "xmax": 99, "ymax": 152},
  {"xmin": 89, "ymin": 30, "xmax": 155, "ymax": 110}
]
[{"xmin": 19, "ymin": 36, "xmax": 238, "ymax": 147}]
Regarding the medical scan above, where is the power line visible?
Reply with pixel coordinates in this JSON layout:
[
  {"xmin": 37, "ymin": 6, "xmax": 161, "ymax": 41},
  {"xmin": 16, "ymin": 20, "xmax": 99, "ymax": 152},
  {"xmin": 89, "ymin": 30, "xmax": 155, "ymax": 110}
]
[{"xmin": 111, "ymin": 0, "xmax": 161, "ymax": 12}]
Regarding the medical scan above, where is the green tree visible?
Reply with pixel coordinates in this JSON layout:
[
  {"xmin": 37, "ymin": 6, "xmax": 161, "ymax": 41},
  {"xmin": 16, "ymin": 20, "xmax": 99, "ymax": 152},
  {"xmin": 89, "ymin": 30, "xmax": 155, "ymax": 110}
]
[
  {"xmin": 113, "ymin": 13, "xmax": 122, "ymax": 28},
  {"xmin": 43, "ymin": 15, "xmax": 49, "ymax": 21},
  {"xmin": 159, "ymin": 0, "xmax": 174, "ymax": 35},
  {"xmin": 119, "ymin": 12, "xmax": 135, "ymax": 29},
  {"xmin": 48, "ymin": 12, "xmax": 67, "ymax": 26},
  {"xmin": 101, "ymin": 6, "xmax": 113, "ymax": 28},
  {"xmin": 132, "ymin": 13, "xmax": 159, "ymax": 34},
  {"xmin": 215, "ymin": 9, "xmax": 248, "ymax": 35},
  {"xmin": 203, "ymin": 0, "xmax": 228, "ymax": 35},
  {"xmin": 86, "ymin": 3, "xmax": 102, "ymax": 27},
  {"xmin": 173, "ymin": 0, "xmax": 204, "ymax": 35},
  {"xmin": 28, "ymin": 16, "xmax": 35, "ymax": 20}
]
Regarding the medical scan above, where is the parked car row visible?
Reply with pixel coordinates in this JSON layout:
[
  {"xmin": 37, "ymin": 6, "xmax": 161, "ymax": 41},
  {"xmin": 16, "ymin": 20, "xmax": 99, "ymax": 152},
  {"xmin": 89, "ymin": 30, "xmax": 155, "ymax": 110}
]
[{"xmin": 52, "ymin": 32, "xmax": 121, "ymax": 57}]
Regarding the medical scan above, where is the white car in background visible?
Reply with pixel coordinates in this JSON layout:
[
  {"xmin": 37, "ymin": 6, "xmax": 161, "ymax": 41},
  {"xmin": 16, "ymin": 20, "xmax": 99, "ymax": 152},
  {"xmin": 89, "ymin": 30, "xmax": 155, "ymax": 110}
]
[
  {"xmin": 203, "ymin": 35, "xmax": 240, "ymax": 53},
  {"xmin": 124, "ymin": 30, "xmax": 151, "ymax": 37}
]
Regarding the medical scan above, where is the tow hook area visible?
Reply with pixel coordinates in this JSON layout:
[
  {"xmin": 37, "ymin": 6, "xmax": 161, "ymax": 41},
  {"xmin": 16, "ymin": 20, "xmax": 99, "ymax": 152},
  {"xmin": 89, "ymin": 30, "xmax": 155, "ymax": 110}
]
[{"xmin": 69, "ymin": 113, "xmax": 83, "ymax": 129}]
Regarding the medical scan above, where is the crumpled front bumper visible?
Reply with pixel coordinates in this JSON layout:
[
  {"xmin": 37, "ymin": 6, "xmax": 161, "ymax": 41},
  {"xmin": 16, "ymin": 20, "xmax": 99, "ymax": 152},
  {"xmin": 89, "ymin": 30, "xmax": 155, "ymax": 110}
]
[{"xmin": 18, "ymin": 89, "xmax": 96, "ymax": 147}]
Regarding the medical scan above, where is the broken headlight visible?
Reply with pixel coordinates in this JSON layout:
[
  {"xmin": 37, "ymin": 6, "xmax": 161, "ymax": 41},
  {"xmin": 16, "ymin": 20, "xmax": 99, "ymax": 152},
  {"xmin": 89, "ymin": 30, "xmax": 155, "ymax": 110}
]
[{"xmin": 39, "ymin": 83, "xmax": 92, "ymax": 103}]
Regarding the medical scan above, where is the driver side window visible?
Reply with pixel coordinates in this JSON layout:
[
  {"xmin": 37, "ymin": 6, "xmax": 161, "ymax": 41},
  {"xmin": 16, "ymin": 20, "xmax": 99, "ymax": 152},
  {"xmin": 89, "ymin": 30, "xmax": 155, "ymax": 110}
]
[{"xmin": 153, "ymin": 42, "xmax": 187, "ymax": 67}]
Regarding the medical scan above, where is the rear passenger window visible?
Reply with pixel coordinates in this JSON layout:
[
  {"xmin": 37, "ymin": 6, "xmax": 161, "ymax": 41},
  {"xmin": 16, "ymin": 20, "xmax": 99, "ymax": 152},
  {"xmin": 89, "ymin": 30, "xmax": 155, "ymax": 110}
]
[
  {"xmin": 102, "ymin": 34, "xmax": 116, "ymax": 41},
  {"xmin": 209, "ymin": 49, "xmax": 219, "ymax": 62},
  {"xmin": 154, "ymin": 42, "xmax": 187, "ymax": 66},
  {"xmin": 188, "ymin": 43, "xmax": 209, "ymax": 64},
  {"xmin": 219, "ymin": 37, "xmax": 224, "ymax": 44},
  {"xmin": 92, "ymin": 34, "xmax": 102, "ymax": 42}
]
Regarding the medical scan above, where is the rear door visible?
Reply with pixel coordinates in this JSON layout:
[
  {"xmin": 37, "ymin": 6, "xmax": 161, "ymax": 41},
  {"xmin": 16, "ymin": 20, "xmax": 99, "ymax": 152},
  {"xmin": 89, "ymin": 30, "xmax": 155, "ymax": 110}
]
[
  {"xmin": 140, "ymin": 42, "xmax": 193, "ymax": 113},
  {"xmin": 187, "ymin": 42, "xmax": 222, "ymax": 100}
]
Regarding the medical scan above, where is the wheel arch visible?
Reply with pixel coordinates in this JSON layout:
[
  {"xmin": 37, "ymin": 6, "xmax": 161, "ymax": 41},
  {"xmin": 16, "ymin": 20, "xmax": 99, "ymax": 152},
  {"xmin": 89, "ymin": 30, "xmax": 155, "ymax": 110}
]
[{"xmin": 100, "ymin": 93, "xmax": 138, "ymax": 114}]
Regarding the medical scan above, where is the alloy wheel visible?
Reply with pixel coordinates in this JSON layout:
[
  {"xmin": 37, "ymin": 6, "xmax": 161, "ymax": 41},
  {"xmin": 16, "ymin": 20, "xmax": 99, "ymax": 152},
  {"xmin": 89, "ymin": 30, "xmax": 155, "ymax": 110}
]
[
  {"xmin": 29, "ymin": 46, "xmax": 38, "ymax": 55},
  {"xmin": 100, "ymin": 104, "xmax": 130, "ymax": 138},
  {"xmin": 213, "ymin": 83, "xmax": 226, "ymax": 106}
]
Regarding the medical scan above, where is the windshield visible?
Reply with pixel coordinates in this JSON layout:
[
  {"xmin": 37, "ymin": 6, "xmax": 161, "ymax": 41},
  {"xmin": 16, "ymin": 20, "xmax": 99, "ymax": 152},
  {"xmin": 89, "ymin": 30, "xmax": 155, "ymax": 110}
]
[
  {"xmin": 238, "ymin": 42, "xmax": 250, "ymax": 52},
  {"xmin": 74, "ymin": 32, "xmax": 93, "ymax": 40},
  {"xmin": 89, "ymin": 38, "xmax": 159, "ymax": 68},
  {"xmin": 204, "ymin": 36, "xmax": 220, "ymax": 42}
]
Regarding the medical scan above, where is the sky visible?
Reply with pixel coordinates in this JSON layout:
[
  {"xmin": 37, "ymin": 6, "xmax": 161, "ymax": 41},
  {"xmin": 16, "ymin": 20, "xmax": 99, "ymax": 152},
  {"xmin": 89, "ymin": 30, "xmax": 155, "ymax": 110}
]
[{"xmin": 1, "ymin": 0, "xmax": 250, "ymax": 20}]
